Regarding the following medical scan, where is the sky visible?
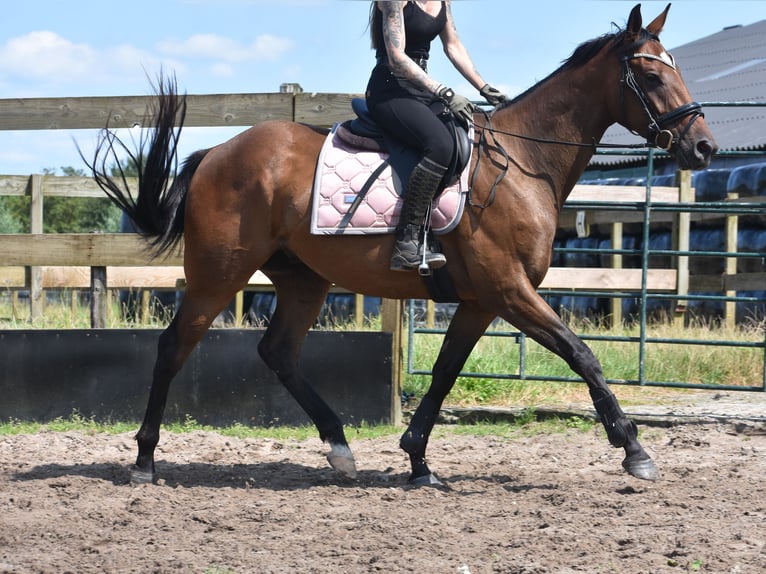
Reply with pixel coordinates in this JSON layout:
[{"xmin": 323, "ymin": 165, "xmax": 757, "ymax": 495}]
[{"xmin": 1, "ymin": 0, "xmax": 764, "ymax": 175}]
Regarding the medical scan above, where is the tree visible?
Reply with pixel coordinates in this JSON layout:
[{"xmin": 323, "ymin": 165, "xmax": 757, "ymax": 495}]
[
  {"xmin": 0, "ymin": 201, "xmax": 23, "ymax": 233},
  {"xmin": 0, "ymin": 166, "xmax": 124, "ymax": 233},
  {"xmin": 43, "ymin": 166, "xmax": 122, "ymax": 233}
]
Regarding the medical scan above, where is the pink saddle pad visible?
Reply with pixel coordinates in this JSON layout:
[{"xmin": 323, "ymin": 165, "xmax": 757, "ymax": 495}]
[{"xmin": 310, "ymin": 125, "xmax": 470, "ymax": 235}]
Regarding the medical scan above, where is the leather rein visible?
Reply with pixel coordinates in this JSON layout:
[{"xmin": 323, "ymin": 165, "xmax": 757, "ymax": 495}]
[{"xmin": 467, "ymin": 50, "xmax": 704, "ymax": 209}]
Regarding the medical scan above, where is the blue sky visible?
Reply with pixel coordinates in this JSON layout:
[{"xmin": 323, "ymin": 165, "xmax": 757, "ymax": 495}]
[{"xmin": 1, "ymin": 0, "xmax": 764, "ymax": 174}]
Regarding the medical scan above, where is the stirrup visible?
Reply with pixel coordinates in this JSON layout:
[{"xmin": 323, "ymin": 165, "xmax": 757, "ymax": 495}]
[
  {"xmin": 417, "ymin": 239, "xmax": 446, "ymax": 276},
  {"xmin": 418, "ymin": 207, "xmax": 446, "ymax": 276},
  {"xmin": 390, "ymin": 239, "xmax": 446, "ymax": 273}
]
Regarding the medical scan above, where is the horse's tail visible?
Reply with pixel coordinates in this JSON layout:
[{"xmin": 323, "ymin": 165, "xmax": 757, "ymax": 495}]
[{"xmin": 82, "ymin": 73, "xmax": 209, "ymax": 258}]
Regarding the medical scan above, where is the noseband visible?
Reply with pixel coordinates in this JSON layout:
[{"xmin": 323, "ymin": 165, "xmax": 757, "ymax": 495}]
[{"xmin": 620, "ymin": 51, "xmax": 704, "ymax": 150}]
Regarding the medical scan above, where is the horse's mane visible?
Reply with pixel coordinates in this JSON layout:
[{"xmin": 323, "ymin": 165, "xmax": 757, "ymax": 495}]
[{"xmin": 499, "ymin": 26, "xmax": 658, "ymax": 109}]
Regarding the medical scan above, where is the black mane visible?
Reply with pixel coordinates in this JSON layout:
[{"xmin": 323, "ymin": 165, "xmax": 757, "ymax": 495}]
[{"xmin": 499, "ymin": 27, "xmax": 658, "ymax": 109}]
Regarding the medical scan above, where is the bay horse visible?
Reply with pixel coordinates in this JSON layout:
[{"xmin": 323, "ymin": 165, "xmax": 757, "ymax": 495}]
[{"xmin": 88, "ymin": 4, "xmax": 716, "ymax": 485}]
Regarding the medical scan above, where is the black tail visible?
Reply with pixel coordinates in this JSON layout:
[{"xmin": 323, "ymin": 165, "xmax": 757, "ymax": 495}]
[{"xmin": 81, "ymin": 73, "xmax": 209, "ymax": 258}]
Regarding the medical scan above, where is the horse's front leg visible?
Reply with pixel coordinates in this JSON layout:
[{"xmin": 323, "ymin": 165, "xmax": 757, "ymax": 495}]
[
  {"xmin": 505, "ymin": 285, "xmax": 658, "ymax": 481},
  {"xmin": 400, "ymin": 302, "xmax": 495, "ymax": 485}
]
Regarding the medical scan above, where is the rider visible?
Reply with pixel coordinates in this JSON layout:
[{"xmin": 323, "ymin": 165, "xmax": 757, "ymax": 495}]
[{"xmin": 366, "ymin": 0, "xmax": 507, "ymax": 272}]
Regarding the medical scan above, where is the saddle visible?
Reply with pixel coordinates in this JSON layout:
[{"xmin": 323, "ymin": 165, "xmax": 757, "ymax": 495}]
[
  {"xmin": 343, "ymin": 98, "xmax": 473, "ymax": 190},
  {"xmin": 310, "ymin": 99, "xmax": 473, "ymax": 236}
]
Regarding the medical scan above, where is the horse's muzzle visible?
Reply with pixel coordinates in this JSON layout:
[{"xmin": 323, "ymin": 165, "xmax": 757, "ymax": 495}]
[{"xmin": 677, "ymin": 136, "xmax": 717, "ymax": 170}]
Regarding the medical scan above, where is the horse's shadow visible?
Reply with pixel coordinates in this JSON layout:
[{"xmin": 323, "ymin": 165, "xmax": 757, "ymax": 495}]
[{"xmin": 11, "ymin": 461, "xmax": 557, "ymax": 493}]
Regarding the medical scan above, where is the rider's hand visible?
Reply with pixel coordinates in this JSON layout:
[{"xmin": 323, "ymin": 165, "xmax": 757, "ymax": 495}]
[
  {"xmin": 480, "ymin": 84, "xmax": 507, "ymax": 107},
  {"xmin": 436, "ymin": 85, "xmax": 475, "ymax": 128}
]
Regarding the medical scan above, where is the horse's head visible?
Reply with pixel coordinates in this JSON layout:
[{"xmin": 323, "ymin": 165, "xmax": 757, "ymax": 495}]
[{"xmin": 614, "ymin": 4, "xmax": 717, "ymax": 169}]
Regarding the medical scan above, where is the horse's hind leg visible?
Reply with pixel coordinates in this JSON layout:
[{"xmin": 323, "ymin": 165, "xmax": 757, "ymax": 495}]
[
  {"xmin": 132, "ymin": 282, "xmax": 244, "ymax": 484},
  {"xmin": 258, "ymin": 258, "xmax": 356, "ymax": 479}
]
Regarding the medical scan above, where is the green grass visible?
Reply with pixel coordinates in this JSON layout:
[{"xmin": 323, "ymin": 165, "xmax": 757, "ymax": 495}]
[
  {"xmin": 0, "ymin": 412, "xmax": 405, "ymax": 441},
  {"xmin": 404, "ymin": 317, "xmax": 765, "ymax": 406},
  {"xmin": 0, "ymin": 291, "xmax": 175, "ymax": 329},
  {"xmin": 0, "ymin": 412, "xmax": 138, "ymax": 435},
  {"xmin": 0, "ymin": 410, "xmax": 595, "ymax": 439},
  {"xmin": 1, "ymin": 292, "xmax": 763, "ymax": 408}
]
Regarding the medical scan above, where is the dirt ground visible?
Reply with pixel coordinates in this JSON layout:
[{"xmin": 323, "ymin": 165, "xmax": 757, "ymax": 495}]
[{"xmin": 1, "ymin": 421, "xmax": 765, "ymax": 574}]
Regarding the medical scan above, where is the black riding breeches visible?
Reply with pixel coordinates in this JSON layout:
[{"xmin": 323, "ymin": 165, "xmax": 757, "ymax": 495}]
[{"xmin": 366, "ymin": 96, "xmax": 454, "ymax": 168}]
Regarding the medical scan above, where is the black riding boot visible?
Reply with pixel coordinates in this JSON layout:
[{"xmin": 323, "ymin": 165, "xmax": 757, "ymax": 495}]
[{"xmin": 391, "ymin": 157, "xmax": 449, "ymax": 272}]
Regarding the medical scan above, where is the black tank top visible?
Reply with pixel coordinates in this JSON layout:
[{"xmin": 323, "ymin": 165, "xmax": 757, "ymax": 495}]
[
  {"xmin": 374, "ymin": 2, "xmax": 447, "ymax": 62},
  {"xmin": 366, "ymin": 2, "xmax": 447, "ymax": 103}
]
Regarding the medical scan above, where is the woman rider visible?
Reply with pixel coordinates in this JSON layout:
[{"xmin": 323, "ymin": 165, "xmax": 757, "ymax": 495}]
[{"xmin": 366, "ymin": 1, "xmax": 507, "ymax": 271}]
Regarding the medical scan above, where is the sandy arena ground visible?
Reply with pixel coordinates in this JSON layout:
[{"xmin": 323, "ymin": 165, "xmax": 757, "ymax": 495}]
[{"xmin": 1, "ymin": 417, "xmax": 765, "ymax": 573}]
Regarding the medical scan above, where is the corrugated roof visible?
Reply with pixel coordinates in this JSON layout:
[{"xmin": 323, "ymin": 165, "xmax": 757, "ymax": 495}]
[{"xmin": 594, "ymin": 19, "xmax": 766, "ymax": 166}]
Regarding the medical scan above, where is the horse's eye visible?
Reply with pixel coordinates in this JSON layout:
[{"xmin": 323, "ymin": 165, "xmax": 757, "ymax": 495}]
[{"xmin": 645, "ymin": 72, "xmax": 662, "ymax": 87}]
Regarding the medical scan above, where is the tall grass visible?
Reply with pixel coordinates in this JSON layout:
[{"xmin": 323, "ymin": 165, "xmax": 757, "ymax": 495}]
[
  {"xmin": 404, "ymin": 316, "xmax": 765, "ymax": 406},
  {"xmin": 2, "ymin": 291, "xmax": 763, "ymax": 408},
  {"xmin": 0, "ymin": 291, "xmax": 174, "ymax": 329}
]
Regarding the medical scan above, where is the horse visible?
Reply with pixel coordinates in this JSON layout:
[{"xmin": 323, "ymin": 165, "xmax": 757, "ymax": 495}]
[{"xmin": 86, "ymin": 3, "xmax": 716, "ymax": 486}]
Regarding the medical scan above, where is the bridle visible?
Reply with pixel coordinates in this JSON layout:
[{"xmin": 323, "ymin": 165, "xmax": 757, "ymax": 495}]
[
  {"xmin": 466, "ymin": 42, "xmax": 707, "ymax": 209},
  {"xmin": 620, "ymin": 50, "xmax": 704, "ymax": 151}
]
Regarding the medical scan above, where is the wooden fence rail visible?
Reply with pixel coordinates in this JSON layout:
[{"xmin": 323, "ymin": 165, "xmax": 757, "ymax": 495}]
[
  {"xmin": 0, "ymin": 173, "xmax": 687, "ymax": 327},
  {"xmin": 0, "ymin": 91, "xmax": 758, "ymax": 329},
  {"xmin": 0, "ymin": 92, "xmax": 361, "ymax": 131}
]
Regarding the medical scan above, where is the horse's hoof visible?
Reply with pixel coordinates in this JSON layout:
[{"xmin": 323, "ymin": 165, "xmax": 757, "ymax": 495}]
[
  {"xmin": 326, "ymin": 444, "xmax": 357, "ymax": 479},
  {"xmin": 408, "ymin": 473, "xmax": 444, "ymax": 487},
  {"xmin": 130, "ymin": 466, "xmax": 156, "ymax": 485},
  {"xmin": 622, "ymin": 456, "xmax": 659, "ymax": 481}
]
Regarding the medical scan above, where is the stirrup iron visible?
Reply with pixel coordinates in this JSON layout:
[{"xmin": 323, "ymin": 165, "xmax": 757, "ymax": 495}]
[{"xmin": 418, "ymin": 226, "xmax": 432, "ymax": 276}]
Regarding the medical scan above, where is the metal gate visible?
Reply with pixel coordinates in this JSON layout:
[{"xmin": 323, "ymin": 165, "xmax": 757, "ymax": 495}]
[{"xmin": 406, "ymin": 110, "xmax": 766, "ymax": 393}]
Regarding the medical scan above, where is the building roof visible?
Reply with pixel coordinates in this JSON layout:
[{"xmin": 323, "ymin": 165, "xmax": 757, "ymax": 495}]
[{"xmin": 594, "ymin": 19, "xmax": 766, "ymax": 166}]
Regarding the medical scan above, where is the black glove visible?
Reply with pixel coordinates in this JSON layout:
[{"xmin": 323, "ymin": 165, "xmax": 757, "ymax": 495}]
[
  {"xmin": 436, "ymin": 85, "xmax": 475, "ymax": 128},
  {"xmin": 480, "ymin": 84, "xmax": 507, "ymax": 107}
]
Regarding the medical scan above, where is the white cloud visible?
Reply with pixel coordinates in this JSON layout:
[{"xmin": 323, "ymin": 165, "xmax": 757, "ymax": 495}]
[
  {"xmin": 178, "ymin": 0, "xmax": 327, "ymax": 6},
  {"xmin": 210, "ymin": 62, "xmax": 236, "ymax": 78},
  {"xmin": 157, "ymin": 33, "xmax": 293, "ymax": 63},
  {"xmin": 0, "ymin": 31, "xmax": 164, "ymax": 93},
  {"xmin": 0, "ymin": 31, "xmax": 97, "ymax": 81}
]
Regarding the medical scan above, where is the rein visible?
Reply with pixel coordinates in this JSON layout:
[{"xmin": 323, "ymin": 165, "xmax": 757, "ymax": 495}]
[
  {"xmin": 466, "ymin": 49, "xmax": 704, "ymax": 209},
  {"xmin": 476, "ymin": 122, "xmax": 655, "ymax": 150},
  {"xmin": 466, "ymin": 110, "xmax": 654, "ymax": 210}
]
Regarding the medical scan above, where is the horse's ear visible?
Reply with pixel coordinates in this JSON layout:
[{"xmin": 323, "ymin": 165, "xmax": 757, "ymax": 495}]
[
  {"xmin": 626, "ymin": 4, "xmax": 643, "ymax": 39},
  {"xmin": 646, "ymin": 3, "xmax": 671, "ymax": 37}
]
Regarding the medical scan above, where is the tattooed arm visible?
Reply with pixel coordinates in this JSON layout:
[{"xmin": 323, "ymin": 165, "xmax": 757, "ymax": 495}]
[
  {"xmin": 439, "ymin": 0, "xmax": 487, "ymax": 91},
  {"xmin": 378, "ymin": 1, "xmax": 442, "ymax": 94}
]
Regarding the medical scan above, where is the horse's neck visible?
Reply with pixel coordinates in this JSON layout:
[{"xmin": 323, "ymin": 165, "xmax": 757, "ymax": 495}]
[{"xmin": 495, "ymin": 67, "xmax": 613, "ymax": 203}]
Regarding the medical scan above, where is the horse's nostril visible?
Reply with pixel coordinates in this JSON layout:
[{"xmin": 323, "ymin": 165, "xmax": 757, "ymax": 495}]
[
  {"xmin": 696, "ymin": 139, "xmax": 717, "ymax": 160},
  {"xmin": 694, "ymin": 140, "xmax": 714, "ymax": 167}
]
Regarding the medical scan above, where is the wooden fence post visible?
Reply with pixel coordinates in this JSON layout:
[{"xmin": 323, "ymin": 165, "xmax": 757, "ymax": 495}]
[
  {"xmin": 725, "ymin": 192, "xmax": 739, "ymax": 329},
  {"xmin": 29, "ymin": 174, "xmax": 44, "ymax": 322},
  {"xmin": 673, "ymin": 170, "xmax": 692, "ymax": 324},
  {"xmin": 380, "ymin": 298, "xmax": 403, "ymax": 425},
  {"xmin": 354, "ymin": 293, "xmax": 364, "ymax": 329},
  {"xmin": 90, "ymin": 266, "xmax": 108, "ymax": 328},
  {"xmin": 610, "ymin": 221, "xmax": 624, "ymax": 327},
  {"xmin": 140, "ymin": 291, "xmax": 151, "ymax": 325}
]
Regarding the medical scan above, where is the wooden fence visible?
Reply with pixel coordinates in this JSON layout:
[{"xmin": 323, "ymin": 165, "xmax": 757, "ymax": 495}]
[
  {"xmin": 0, "ymin": 173, "xmax": 684, "ymax": 325},
  {"xmin": 0, "ymin": 91, "xmax": 756, "ymax": 329}
]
